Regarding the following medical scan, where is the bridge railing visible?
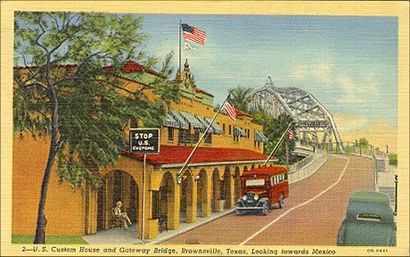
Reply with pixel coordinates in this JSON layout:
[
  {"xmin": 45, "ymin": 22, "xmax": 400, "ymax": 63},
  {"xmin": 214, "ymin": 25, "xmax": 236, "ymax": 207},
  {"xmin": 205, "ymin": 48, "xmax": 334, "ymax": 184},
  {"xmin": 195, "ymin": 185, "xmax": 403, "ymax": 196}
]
[
  {"xmin": 339, "ymin": 144, "xmax": 397, "ymax": 215},
  {"xmin": 288, "ymin": 152, "xmax": 327, "ymax": 184}
]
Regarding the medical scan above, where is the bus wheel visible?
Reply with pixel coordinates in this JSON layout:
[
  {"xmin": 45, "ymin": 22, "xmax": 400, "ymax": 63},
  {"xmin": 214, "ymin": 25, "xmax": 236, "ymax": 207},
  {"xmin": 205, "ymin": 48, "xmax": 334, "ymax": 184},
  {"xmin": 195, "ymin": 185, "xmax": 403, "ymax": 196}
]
[
  {"xmin": 278, "ymin": 194, "xmax": 285, "ymax": 209},
  {"xmin": 262, "ymin": 201, "xmax": 270, "ymax": 215}
]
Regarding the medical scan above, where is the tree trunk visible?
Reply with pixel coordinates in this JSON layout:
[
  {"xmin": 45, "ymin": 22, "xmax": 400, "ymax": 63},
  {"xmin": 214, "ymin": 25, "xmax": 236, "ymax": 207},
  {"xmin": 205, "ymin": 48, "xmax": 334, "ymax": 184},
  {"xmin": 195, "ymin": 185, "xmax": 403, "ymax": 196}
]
[
  {"xmin": 33, "ymin": 82, "xmax": 59, "ymax": 244},
  {"xmin": 33, "ymin": 141, "xmax": 58, "ymax": 244}
]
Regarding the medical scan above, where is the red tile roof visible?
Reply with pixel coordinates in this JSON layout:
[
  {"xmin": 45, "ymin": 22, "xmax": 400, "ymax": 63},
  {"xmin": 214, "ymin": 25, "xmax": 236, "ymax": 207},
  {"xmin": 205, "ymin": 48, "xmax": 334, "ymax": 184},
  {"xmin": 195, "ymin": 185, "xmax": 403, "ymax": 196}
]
[
  {"xmin": 104, "ymin": 60, "xmax": 161, "ymax": 77},
  {"xmin": 121, "ymin": 60, "xmax": 144, "ymax": 72},
  {"xmin": 121, "ymin": 60, "xmax": 161, "ymax": 76},
  {"xmin": 123, "ymin": 145, "xmax": 269, "ymax": 166}
]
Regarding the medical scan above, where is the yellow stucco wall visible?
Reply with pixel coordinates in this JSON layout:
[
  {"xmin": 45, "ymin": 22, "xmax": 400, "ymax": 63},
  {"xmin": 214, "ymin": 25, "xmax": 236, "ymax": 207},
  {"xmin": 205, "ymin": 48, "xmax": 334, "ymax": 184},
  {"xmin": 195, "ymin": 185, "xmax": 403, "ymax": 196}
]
[
  {"xmin": 12, "ymin": 134, "xmax": 84, "ymax": 236},
  {"xmin": 12, "ymin": 66, "xmax": 266, "ymax": 238}
]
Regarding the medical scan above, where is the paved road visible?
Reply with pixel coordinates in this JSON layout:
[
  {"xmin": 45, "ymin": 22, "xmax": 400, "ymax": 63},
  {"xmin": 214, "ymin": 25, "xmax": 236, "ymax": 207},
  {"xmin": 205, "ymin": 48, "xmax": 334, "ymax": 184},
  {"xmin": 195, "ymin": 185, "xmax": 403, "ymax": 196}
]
[{"xmin": 162, "ymin": 154, "xmax": 374, "ymax": 245}]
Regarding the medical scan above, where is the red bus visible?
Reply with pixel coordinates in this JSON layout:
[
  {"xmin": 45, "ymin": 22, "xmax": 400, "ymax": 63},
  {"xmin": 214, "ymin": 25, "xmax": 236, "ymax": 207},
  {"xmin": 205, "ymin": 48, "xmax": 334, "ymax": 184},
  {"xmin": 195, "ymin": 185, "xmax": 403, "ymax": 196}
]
[{"xmin": 236, "ymin": 166, "xmax": 289, "ymax": 215}]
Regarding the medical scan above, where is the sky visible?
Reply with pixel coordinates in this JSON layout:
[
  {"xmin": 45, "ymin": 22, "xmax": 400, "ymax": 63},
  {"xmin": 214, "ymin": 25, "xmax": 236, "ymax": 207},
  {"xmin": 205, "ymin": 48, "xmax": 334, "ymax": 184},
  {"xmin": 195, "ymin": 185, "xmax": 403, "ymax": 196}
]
[
  {"xmin": 135, "ymin": 14, "xmax": 398, "ymax": 151},
  {"xmin": 14, "ymin": 13, "xmax": 398, "ymax": 151}
]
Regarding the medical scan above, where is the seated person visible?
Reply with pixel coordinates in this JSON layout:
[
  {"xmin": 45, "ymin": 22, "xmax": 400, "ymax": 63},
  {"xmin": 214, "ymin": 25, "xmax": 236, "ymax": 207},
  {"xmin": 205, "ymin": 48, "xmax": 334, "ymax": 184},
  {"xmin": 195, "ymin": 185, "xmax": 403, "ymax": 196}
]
[{"xmin": 114, "ymin": 201, "xmax": 132, "ymax": 229}]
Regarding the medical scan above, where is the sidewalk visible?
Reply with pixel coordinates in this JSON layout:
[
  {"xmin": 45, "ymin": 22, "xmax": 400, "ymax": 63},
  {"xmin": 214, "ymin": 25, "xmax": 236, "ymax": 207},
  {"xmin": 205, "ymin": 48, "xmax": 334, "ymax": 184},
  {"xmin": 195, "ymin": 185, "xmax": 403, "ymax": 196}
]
[
  {"xmin": 147, "ymin": 208, "xmax": 235, "ymax": 244},
  {"xmin": 82, "ymin": 208, "xmax": 235, "ymax": 244},
  {"xmin": 376, "ymin": 158, "xmax": 397, "ymax": 212}
]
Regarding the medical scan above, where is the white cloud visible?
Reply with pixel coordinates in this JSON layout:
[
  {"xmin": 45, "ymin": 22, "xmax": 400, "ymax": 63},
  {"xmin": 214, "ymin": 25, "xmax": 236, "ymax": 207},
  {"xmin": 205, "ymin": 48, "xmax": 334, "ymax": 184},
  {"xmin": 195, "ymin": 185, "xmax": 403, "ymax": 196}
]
[
  {"xmin": 289, "ymin": 61, "xmax": 334, "ymax": 86},
  {"xmin": 336, "ymin": 73, "xmax": 381, "ymax": 104},
  {"xmin": 311, "ymin": 62, "xmax": 334, "ymax": 85},
  {"xmin": 290, "ymin": 64, "xmax": 309, "ymax": 81}
]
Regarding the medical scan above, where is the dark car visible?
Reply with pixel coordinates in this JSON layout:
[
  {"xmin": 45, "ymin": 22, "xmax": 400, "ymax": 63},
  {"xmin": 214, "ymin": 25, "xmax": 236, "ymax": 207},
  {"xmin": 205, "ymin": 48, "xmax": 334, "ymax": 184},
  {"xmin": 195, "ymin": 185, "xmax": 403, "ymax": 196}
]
[{"xmin": 337, "ymin": 191, "xmax": 396, "ymax": 246}]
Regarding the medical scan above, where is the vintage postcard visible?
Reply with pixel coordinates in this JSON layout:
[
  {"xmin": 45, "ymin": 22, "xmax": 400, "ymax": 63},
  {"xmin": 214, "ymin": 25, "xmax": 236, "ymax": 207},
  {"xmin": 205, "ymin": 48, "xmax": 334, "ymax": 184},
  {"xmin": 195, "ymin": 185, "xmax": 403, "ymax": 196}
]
[{"xmin": 1, "ymin": 1, "xmax": 409, "ymax": 256}]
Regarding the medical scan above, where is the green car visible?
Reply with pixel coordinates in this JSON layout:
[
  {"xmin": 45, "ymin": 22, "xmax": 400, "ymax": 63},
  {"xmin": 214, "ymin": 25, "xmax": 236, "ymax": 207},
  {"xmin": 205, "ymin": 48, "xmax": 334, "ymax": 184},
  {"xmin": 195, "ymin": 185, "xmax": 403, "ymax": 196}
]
[{"xmin": 337, "ymin": 191, "xmax": 396, "ymax": 246}]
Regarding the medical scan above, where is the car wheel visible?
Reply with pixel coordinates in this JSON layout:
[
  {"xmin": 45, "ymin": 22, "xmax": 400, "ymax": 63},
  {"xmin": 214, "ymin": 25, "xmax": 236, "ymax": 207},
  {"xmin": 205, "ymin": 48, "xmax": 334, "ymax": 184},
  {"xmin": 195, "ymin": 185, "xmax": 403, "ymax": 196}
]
[
  {"xmin": 236, "ymin": 209, "xmax": 243, "ymax": 215},
  {"xmin": 278, "ymin": 194, "xmax": 285, "ymax": 209},
  {"xmin": 262, "ymin": 201, "xmax": 270, "ymax": 215}
]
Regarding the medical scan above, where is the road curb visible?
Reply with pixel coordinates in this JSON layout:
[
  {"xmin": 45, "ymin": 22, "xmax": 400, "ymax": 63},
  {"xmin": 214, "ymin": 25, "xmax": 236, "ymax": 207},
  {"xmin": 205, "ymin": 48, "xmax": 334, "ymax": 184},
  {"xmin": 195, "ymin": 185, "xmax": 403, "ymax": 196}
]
[{"xmin": 147, "ymin": 209, "xmax": 236, "ymax": 245}]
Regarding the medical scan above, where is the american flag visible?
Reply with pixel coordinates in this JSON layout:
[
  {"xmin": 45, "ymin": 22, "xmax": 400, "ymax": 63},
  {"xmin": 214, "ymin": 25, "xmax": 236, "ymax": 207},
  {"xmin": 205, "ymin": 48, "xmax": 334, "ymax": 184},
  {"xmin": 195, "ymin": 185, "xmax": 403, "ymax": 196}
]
[
  {"xmin": 223, "ymin": 97, "xmax": 236, "ymax": 122},
  {"xmin": 288, "ymin": 129, "xmax": 294, "ymax": 140},
  {"xmin": 181, "ymin": 23, "xmax": 206, "ymax": 45}
]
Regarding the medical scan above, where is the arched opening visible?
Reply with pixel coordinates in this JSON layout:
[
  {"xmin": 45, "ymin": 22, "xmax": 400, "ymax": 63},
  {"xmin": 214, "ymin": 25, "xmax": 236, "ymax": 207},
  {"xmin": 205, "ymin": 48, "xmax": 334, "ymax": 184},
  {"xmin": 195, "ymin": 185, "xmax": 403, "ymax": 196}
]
[
  {"xmin": 97, "ymin": 170, "xmax": 138, "ymax": 231},
  {"xmin": 180, "ymin": 171, "xmax": 193, "ymax": 223},
  {"xmin": 222, "ymin": 167, "xmax": 233, "ymax": 209},
  {"xmin": 251, "ymin": 163, "xmax": 255, "ymax": 169},
  {"xmin": 197, "ymin": 169, "xmax": 208, "ymax": 217},
  {"xmin": 153, "ymin": 172, "xmax": 175, "ymax": 232},
  {"xmin": 212, "ymin": 169, "xmax": 221, "ymax": 212}
]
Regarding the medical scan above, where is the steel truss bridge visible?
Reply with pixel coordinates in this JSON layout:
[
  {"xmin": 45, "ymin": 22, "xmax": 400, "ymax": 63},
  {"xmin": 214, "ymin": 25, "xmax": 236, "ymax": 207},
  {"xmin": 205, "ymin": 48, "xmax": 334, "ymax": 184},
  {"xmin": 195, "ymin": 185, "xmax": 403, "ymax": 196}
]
[{"xmin": 250, "ymin": 77, "xmax": 344, "ymax": 154}]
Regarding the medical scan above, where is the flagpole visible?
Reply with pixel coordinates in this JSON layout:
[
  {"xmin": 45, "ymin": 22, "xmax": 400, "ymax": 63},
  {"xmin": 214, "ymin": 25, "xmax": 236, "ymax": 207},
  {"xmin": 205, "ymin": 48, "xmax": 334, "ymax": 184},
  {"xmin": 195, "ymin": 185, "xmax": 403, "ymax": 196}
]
[
  {"xmin": 263, "ymin": 122, "xmax": 294, "ymax": 166},
  {"xmin": 176, "ymin": 93, "xmax": 231, "ymax": 183},
  {"xmin": 178, "ymin": 20, "xmax": 182, "ymax": 71}
]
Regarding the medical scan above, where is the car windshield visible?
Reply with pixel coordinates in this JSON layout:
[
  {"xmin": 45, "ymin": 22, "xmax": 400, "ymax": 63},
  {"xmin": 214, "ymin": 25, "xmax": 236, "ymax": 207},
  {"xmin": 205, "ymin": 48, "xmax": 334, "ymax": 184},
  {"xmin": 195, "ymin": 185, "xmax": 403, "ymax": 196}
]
[{"xmin": 245, "ymin": 179, "xmax": 265, "ymax": 186}]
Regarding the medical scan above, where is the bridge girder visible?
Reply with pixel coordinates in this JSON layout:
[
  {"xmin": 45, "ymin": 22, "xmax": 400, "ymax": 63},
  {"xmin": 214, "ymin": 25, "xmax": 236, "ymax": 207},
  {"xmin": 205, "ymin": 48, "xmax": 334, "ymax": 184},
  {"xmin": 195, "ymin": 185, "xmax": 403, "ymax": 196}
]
[{"xmin": 250, "ymin": 81, "xmax": 344, "ymax": 153}]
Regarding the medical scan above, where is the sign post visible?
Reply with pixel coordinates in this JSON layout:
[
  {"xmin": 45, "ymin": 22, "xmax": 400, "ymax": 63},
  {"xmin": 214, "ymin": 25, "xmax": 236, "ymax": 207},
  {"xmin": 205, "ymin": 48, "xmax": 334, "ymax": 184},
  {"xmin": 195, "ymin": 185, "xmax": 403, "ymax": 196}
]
[{"xmin": 129, "ymin": 128, "xmax": 160, "ymax": 242}]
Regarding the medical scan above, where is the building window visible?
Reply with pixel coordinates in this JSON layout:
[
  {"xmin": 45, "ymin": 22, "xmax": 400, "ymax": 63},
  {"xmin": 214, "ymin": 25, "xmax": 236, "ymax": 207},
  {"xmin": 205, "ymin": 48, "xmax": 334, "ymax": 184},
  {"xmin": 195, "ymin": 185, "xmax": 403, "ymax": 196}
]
[
  {"xmin": 233, "ymin": 133, "xmax": 239, "ymax": 142},
  {"xmin": 254, "ymin": 141, "xmax": 257, "ymax": 147},
  {"xmin": 167, "ymin": 127, "xmax": 174, "ymax": 141},
  {"xmin": 178, "ymin": 129, "xmax": 190, "ymax": 145},
  {"xmin": 205, "ymin": 132, "xmax": 212, "ymax": 144},
  {"xmin": 130, "ymin": 118, "xmax": 138, "ymax": 128},
  {"xmin": 229, "ymin": 125, "xmax": 232, "ymax": 135},
  {"xmin": 258, "ymin": 142, "xmax": 261, "ymax": 148},
  {"xmin": 222, "ymin": 124, "xmax": 226, "ymax": 134},
  {"xmin": 193, "ymin": 129, "xmax": 200, "ymax": 142}
]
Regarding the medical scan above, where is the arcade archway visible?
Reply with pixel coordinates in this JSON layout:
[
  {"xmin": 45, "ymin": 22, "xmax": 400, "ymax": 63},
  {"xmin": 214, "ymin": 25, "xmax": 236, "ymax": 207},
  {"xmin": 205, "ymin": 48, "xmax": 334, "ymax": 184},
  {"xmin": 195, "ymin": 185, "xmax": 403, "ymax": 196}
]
[
  {"xmin": 97, "ymin": 170, "xmax": 139, "ymax": 231},
  {"xmin": 197, "ymin": 169, "xmax": 208, "ymax": 217}
]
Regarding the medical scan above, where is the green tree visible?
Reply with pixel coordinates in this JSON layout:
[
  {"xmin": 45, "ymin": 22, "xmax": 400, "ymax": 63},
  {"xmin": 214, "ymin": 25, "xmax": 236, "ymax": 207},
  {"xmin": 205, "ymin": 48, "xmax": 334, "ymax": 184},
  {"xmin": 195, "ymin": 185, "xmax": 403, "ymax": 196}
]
[
  {"xmin": 14, "ymin": 12, "xmax": 178, "ymax": 244},
  {"xmin": 359, "ymin": 137, "xmax": 369, "ymax": 147},
  {"xmin": 251, "ymin": 108, "xmax": 294, "ymax": 163},
  {"xmin": 228, "ymin": 86, "xmax": 254, "ymax": 113}
]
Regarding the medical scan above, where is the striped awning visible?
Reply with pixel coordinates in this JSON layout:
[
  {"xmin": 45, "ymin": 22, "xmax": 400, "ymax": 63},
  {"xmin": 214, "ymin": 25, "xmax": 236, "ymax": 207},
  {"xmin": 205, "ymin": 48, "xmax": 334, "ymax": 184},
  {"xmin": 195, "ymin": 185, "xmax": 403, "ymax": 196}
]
[
  {"xmin": 169, "ymin": 110, "xmax": 189, "ymax": 130},
  {"xmin": 255, "ymin": 130, "xmax": 269, "ymax": 143},
  {"xmin": 179, "ymin": 111, "xmax": 205, "ymax": 130},
  {"xmin": 205, "ymin": 118, "xmax": 224, "ymax": 134},
  {"xmin": 162, "ymin": 113, "xmax": 180, "ymax": 128},
  {"xmin": 195, "ymin": 116, "xmax": 214, "ymax": 133},
  {"xmin": 234, "ymin": 127, "xmax": 246, "ymax": 137}
]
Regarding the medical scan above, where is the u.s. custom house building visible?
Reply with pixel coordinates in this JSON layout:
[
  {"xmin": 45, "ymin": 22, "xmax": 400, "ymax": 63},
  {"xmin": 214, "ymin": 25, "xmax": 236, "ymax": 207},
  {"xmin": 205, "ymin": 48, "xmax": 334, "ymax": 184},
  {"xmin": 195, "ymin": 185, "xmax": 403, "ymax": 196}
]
[{"xmin": 13, "ymin": 60, "xmax": 271, "ymax": 240}]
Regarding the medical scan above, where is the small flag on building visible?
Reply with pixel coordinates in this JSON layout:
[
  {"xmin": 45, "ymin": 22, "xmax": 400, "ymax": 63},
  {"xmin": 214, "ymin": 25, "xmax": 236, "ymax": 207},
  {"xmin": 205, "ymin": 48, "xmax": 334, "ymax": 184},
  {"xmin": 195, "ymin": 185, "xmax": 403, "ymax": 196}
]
[
  {"xmin": 288, "ymin": 128, "xmax": 294, "ymax": 140},
  {"xmin": 181, "ymin": 23, "xmax": 206, "ymax": 45},
  {"xmin": 223, "ymin": 97, "xmax": 236, "ymax": 122}
]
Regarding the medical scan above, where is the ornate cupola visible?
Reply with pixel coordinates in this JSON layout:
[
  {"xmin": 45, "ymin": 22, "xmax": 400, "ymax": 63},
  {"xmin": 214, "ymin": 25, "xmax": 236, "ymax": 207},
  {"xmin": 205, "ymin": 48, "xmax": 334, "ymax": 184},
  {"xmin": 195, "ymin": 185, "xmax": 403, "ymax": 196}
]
[
  {"xmin": 173, "ymin": 59, "xmax": 214, "ymax": 105},
  {"xmin": 183, "ymin": 58, "xmax": 190, "ymax": 72}
]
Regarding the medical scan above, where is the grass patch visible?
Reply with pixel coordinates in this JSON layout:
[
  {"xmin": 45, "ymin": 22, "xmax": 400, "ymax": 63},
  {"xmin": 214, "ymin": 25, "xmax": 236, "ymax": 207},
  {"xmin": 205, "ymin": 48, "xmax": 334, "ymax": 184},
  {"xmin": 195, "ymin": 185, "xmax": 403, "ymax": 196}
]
[
  {"xmin": 12, "ymin": 235, "xmax": 88, "ymax": 244},
  {"xmin": 388, "ymin": 153, "xmax": 398, "ymax": 166}
]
